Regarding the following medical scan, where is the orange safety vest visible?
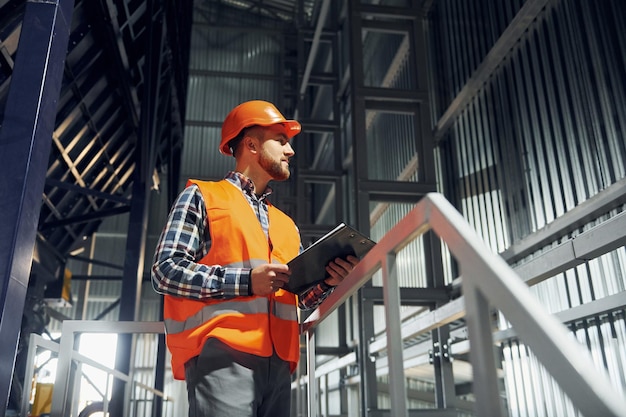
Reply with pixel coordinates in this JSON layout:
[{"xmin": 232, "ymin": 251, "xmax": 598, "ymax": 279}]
[{"xmin": 163, "ymin": 179, "xmax": 301, "ymax": 380}]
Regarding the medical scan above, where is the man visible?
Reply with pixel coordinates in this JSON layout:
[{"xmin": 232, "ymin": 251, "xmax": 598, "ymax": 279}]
[{"xmin": 151, "ymin": 100, "xmax": 358, "ymax": 417}]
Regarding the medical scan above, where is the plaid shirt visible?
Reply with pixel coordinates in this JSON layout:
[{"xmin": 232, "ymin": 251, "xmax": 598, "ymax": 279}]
[{"xmin": 151, "ymin": 171, "xmax": 333, "ymax": 310}]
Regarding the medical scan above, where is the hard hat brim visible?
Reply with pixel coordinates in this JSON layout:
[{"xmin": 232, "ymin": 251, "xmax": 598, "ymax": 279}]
[{"xmin": 220, "ymin": 120, "xmax": 301, "ymax": 155}]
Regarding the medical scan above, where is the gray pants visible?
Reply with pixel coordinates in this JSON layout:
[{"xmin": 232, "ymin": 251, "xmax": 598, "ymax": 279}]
[{"xmin": 184, "ymin": 338, "xmax": 292, "ymax": 417}]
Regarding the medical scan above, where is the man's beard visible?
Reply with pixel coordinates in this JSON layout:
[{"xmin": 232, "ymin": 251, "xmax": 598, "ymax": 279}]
[{"xmin": 259, "ymin": 150, "xmax": 290, "ymax": 181}]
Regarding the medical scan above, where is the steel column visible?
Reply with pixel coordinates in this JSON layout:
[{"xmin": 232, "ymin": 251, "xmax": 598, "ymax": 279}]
[
  {"xmin": 0, "ymin": 0, "xmax": 74, "ymax": 414},
  {"xmin": 345, "ymin": 0, "xmax": 380, "ymax": 415},
  {"xmin": 110, "ymin": 1, "xmax": 165, "ymax": 415}
]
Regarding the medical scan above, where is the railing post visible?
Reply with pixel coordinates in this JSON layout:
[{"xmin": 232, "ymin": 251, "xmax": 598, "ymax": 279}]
[
  {"xmin": 302, "ymin": 193, "xmax": 626, "ymax": 417},
  {"xmin": 306, "ymin": 330, "xmax": 317, "ymax": 417},
  {"xmin": 462, "ymin": 275, "xmax": 505, "ymax": 416},
  {"xmin": 51, "ymin": 320, "xmax": 80, "ymax": 416},
  {"xmin": 21, "ymin": 335, "xmax": 60, "ymax": 417},
  {"xmin": 295, "ymin": 351, "xmax": 303, "ymax": 417},
  {"xmin": 382, "ymin": 253, "xmax": 408, "ymax": 417}
]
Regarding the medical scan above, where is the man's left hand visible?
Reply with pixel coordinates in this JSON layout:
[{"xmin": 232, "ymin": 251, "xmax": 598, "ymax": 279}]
[{"xmin": 324, "ymin": 255, "xmax": 359, "ymax": 287}]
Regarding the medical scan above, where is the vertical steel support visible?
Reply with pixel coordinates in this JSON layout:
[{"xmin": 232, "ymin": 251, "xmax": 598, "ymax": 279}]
[
  {"xmin": 294, "ymin": 0, "xmax": 308, "ymax": 227},
  {"xmin": 346, "ymin": 0, "xmax": 380, "ymax": 415},
  {"xmin": 412, "ymin": 2, "xmax": 456, "ymax": 410},
  {"xmin": 431, "ymin": 324, "xmax": 456, "ymax": 408},
  {"xmin": 295, "ymin": 0, "xmax": 347, "ymax": 408},
  {"xmin": 111, "ymin": 1, "xmax": 165, "ymax": 415},
  {"xmin": 0, "ymin": 0, "xmax": 74, "ymax": 414}
]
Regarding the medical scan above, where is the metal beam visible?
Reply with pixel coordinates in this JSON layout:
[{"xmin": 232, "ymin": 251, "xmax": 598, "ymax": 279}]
[
  {"xmin": 189, "ymin": 68, "xmax": 281, "ymax": 81},
  {"xmin": 68, "ymin": 274, "xmax": 151, "ymax": 281},
  {"xmin": 67, "ymin": 255, "xmax": 124, "ymax": 271},
  {"xmin": 494, "ymin": 291, "xmax": 626, "ymax": 343},
  {"xmin": 359, "ymin": 4, "xmax": 421, "ymax": 20},
  {"xmin": 45, "ymin": 178, "xmax": 131, "ymax": 205},
  {"xmin": 93, "ymin": 0, "xmax": 140, "ymax": 128},
  {"xmin": 39, "ymin": 205, "xmax": 130, "ymax": 230},
  {"xmin": 0, "ymin": 0, "xmax": 74, "ymax": 413},
  {"xmin": 514, "ymin": 210, "xmax": 626, "ymax": 286},
  {"xmin": 362, "ymin": 180, "xmax": 437, "ymax": 201},
  {"xmin": 297, "ymin": 0, "xmax": 330, "ymax": 100},
  {"xmin": 360, "ymin": 287, "xmax": 449, "ymax": 304},
  {"xmin": 501, "ymin": 177, "xmax": 626, "ymax": 264}
]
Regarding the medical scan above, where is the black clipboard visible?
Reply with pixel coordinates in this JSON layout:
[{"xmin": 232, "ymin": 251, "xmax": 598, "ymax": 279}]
[{"xmin": 285, "ymin": 223, "xmax": 376, "ymax": 295}]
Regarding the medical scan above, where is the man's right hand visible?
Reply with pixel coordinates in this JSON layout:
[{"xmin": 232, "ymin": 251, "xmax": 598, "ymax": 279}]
[{"xmin": 250, "ymin": 263, "xmax": 291, "ymax": 296}]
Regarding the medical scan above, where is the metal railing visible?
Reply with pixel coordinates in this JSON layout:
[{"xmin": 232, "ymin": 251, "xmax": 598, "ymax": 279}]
[
  {"xmin": 300, "ymin": 192, "xmax": 626, "ymax": 417},
  {"xmin": 22, "ymin": 320, "xmax": 168, "ymax": 417}
]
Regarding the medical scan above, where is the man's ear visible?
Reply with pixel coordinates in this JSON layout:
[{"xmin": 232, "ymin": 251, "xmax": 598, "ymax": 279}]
[{"xmin": 245, "ymin": 136, "xmax": 258, "ymax": 153}]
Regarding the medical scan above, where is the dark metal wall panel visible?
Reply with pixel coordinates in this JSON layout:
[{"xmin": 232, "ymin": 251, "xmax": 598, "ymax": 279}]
[
  {"xmin": 366, "ymin": 111, "xmax": 418, "ymax": 181},
  {"xmin": 182, "ymin": 2, "xmax": 297, "ymax": 207},
  {"xmin": 363, "ymin": 31, "xmax": 415, "ymax": 90},
  {"xmin": 186, "ymin": 75, "xmax": 283, "ymax": 122},
  {"xmin": 429, "ymin": 1, "xmax": 626, "ymax": 414},
  {"xmin": 432, "ymin": 0, "xmax": 626, "ymax": 246},
  {"xmin": 428, "ymin": 0, "xmax": 525, "ymax": 121},
  {"xmin": 189, "ymin": 26, "xmax": 283, "ymax": 75}
]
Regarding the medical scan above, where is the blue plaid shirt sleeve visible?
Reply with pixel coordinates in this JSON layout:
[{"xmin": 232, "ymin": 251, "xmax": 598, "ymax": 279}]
[
  {"xmin": 298, "ymin": 281, "xmax": 335, "ymax": 310},
  {"xmin": 151, "ymin": 185, "xmax": 251, "ymax": 299}
]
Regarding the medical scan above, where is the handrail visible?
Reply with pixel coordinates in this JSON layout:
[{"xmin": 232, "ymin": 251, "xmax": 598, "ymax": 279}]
[
  {"xmin": 24, "ymin": 331, "xmax": 170, "ymax": 417},
  {"xmin": 45, "ymin": 320, "xmax": 166, "ymax": 417},
  {"xmin": 301, "ymin": 192, "xmax": 626, "ymax": 417}
]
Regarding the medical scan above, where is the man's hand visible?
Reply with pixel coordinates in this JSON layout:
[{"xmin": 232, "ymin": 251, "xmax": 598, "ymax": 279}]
[
  {"xmin": 324, "ymin": 255, "xmax": 359, "ymax": 287},
  {"xmin": 250, "ymin": 263, "xmax": 291, "ymax": 296}
]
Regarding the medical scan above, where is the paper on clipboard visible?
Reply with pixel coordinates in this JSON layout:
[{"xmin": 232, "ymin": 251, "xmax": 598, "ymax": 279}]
[{"xmin": 285, "ymin": 223, "xmax": 376, "ymax": 294}]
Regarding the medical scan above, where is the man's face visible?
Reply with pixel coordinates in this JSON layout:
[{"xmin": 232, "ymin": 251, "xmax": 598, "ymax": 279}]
[{"xmin": 257, "ymin": 125, "xmax": 295, "ymax": 181}]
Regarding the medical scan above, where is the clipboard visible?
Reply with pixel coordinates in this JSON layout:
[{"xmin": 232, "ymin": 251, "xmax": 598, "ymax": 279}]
[{"xmin": 285, "ymin": 223, "xmax": 376, "ymax": 294}]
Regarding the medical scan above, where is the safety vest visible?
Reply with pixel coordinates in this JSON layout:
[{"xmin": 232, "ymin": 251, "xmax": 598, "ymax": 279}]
[{"xmin": 163, "ymin": 179, "xmax": 301, "ymax": 380}]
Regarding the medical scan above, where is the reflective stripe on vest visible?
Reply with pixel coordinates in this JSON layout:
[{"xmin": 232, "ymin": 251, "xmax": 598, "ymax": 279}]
[{"xmin": 164, "ymin": 297, "xmax": 297, "ymax": 334}]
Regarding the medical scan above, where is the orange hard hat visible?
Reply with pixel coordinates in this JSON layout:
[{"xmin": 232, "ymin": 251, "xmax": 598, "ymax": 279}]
[{"xmin": 220, "ymin": 100, "xmax": 301, "ymax": 155}]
